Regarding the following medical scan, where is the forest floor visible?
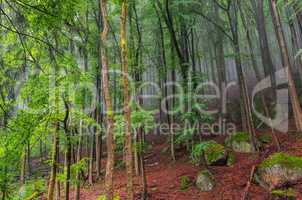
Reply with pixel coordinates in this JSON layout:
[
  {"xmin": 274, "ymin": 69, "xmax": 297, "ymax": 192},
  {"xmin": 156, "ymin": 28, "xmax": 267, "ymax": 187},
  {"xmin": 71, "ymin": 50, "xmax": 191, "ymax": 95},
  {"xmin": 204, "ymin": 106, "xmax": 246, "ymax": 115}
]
[{"xmin": 70, "ymin": 130, "xmax": 302, "ymax": 200}]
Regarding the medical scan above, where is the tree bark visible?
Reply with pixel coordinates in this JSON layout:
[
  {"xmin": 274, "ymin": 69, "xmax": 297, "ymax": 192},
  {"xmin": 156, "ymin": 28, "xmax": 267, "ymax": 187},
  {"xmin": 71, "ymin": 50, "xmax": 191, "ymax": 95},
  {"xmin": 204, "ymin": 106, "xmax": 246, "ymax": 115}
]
[
  {"xmin": 214, "ymin": 3, "xmax": 227, "ymax": 120},
  {"xmin": 75, "ymin": 121, "xmax": 83, "ymax": 200},
  {"xmin": 47, "ymin": 124, "xmax": 59, "ymax": 200},
  {"xmin": 120, "ymin": 1, "xmax": 134, "ymax": 199},
  {"xmin": 64, "ymin": 100, "xmax": 71, "ymax": 200},
  {"xmin": 100, "ymin": 0, "xmax": 116, "ymax": 199},
  {"xmin": 88, "ymin": 135, "xmax": 95, "ymax": 185},
  {"xmin": 47, "ymin": 34, "xmax": 60, "ymax": 200}
]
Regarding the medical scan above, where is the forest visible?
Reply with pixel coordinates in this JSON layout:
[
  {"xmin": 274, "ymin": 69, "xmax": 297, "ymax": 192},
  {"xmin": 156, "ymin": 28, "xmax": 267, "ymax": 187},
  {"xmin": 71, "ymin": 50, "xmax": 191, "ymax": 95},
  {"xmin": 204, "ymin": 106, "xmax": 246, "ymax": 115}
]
[{"xmin": 1, "ymin": 0, "xmax": 302, "ymax": 199}]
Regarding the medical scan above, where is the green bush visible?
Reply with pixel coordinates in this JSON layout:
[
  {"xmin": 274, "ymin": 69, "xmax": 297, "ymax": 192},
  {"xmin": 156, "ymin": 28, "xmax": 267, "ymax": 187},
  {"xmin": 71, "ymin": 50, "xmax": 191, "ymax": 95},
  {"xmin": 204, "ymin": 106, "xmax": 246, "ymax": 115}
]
[{"xmin": 180, "ymin": 176, "xmax": 191, "ymax": 191}]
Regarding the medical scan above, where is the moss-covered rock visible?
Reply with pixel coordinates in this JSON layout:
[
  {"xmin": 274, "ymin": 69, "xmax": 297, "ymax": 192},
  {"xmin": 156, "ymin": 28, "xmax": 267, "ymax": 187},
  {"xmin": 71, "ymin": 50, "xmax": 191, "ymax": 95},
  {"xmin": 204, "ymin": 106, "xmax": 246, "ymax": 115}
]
[
  {"xmin": 195, "ymin": 170, "xmax": 215, "ymax": 191},
  {"xmin": 202, "ymin": 141, "xmax": 227, "ymax": 166},
  {"xmin": 255, "ymin": 153, "xmax": 302, "ymax": 190},
  {"xmin": 271, "ymin": 188, "xmax": 296, "ymax": 200},
  {"xmin": 225, "ymin": 132, "xmax": 255, "ymax": 153}
]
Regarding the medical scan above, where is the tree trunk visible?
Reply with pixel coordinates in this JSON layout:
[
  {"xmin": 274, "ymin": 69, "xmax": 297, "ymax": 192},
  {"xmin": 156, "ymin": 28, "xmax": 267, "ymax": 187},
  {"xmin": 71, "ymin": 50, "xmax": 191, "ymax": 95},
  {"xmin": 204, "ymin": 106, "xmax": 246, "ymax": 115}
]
[
  {"xmin": 95, "ymin": 0, "xmax": 103, "ymax": 180},
  {"xmin": 138, "ymin": 128, "xmax": 148, "ymax": 199},
  {"xmin": 120, "ymin": 1, "xmax": 134, "ymax": 199},
  {"xmin": 75, "ymin": 121, "xmax": 83, "ymax": 200},
  {"xmin": 100, "ymin": 0, "xmax": 116, "ymax": 199},
  {"xmin": 88, "ymin": 135, "xmax": 94, "ymax": 185},
  {"xmin": 228, "ymin": 1, "xmax": 258, "ymax": 150},
  {"xmin": 170, "ymin": 46, "xmax": 177, "ymax": 161},
  {"xmin": 55, "ymin": 179, "xmax": 60, "ymax": 200},
  {"xmin": 64, "ymin": 101, "xmax": 71, "ymax": 200},
  {"xmin": 214, "ymin": 3, "xmax": 227, "ymax": 120},
  {"xmin": 20, "ymin": 148, "xmax": 26, "ymax": 185},
  {"xmin": 47, "ymin": 124, "xmax": 59, "ymax": 200}
]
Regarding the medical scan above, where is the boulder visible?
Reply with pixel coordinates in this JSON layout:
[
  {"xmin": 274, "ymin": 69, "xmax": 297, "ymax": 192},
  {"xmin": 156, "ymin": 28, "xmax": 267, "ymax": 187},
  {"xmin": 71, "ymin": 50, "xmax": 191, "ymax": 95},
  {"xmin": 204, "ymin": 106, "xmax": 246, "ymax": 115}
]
[
  {"xmin": 196, "ymin": 170, "xmax": 215, "ymax": 191},
  {"xmin": 255, "ymin": 153, "xmax": 302, "ymax": 190},
  {"xmin": 202, "ymin": 141, "xmax": 228, "ymax": 166},
  {"xmin": 225, "ymin": 132, "xmax": 255, "ymax": 153}
]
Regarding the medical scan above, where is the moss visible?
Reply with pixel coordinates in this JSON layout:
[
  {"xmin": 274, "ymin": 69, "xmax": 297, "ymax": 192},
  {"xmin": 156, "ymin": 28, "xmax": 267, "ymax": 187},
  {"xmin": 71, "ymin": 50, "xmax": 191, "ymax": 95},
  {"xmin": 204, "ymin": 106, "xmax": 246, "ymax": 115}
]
[
  {"xmin": 203, "ymin": 141, "xmax": 226, "ymax": 165},
  {"xmin": 114, "ymin": 160, "xmax": 125, "ymax": 169},
  {"xmin": 259, "ymin": 153, "xmax": 302, "ymax": 169},
  {"xmin": 180, "ymin": 176, "xmax": 190, "ymax": 191},
  {"xmin": 227, "ymin": 152, "xmax": 236, "ymax": 166},
  {"xmin": 258, "ymin": 134, "xmax": 273, "ymax": 144},
  {"xmin": 199, "ymin": 170, "xmax": 212, "ymax": 177},
  {"xmin": 271, "ymin": 188, "xmax": 296, "ymax": 198},
  {"xmin": 98, "ymin": 195, "xmax": 121, "ymax": 200},
  {"xmin": 225, "ymin": 132, "xmax": 255, "ymax": 153},
  {"xmin": 226, "ymin": 132, "xmax": 250, "ymax": 143}
]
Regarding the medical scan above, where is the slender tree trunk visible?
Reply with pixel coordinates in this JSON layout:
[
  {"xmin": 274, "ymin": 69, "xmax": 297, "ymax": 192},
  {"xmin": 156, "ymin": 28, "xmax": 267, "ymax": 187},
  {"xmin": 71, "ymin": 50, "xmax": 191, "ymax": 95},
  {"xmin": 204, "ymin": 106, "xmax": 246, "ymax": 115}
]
[
  {"xmin": 170, "ymin": 46, "xmax": 176, "ymax": 161},
  {"xmin": 20, "ymin": 148, "xmax": 26, "ymax": 185},
  {"xmin": 26, "ymin": 142, "xmax": 31, "ymax": 177},
  {"xmin": 269, "ymin": 0, "xmax": 302, "ymax": 132},
  {"xmin": 47, "ymin": 35, "xmax": 60, "ymax": 199},
  {"xmin": 95, "ymin": 119, "xmax": 102, "ymax": 179},
  {"xmin": 95, "ymin": 0, "xmax": 103, "ymax": 180},
  {"xmin": 47, "ymin": 124, "xmax": 59, "ymax": 200},
  {"xmin": 120, "ymin": 1, "xmax": 134, "ymax": 199},
  {"xmin": 64, "ymin": 101, "xmax": 71, "ymax": 200},
  {"xmin": 138, "ymin": 128, "xmax": 148, "ymax": 199},
  {"xmin": 88, "ymin": 135, "xmax": 94, "ymax": 185},
  {"xmin": 100, "ymin": 0, "xmax": 116, "ymax": 199},
  {"xmin": 129, "ymin": 1, "xmax": 140, "ymax": 176},
  {"xmin": 214, "ymin": 3, "xmax": 227, "ymax": 120},
  {"xmin": 75, "ymin": 121, "xmax": 83, "ymax": 200},
  {"xmin": 228, "ymin": 1, "xmax": 258, "ymax": 150}
]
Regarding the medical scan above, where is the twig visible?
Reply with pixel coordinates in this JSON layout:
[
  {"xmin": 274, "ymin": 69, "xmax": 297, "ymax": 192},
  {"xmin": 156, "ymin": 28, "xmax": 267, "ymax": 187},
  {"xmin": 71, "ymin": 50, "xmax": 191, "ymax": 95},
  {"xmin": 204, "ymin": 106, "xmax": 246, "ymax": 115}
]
[{"xmin": 242, "ymin": 165, "xmax": 256, "ymax": 200}]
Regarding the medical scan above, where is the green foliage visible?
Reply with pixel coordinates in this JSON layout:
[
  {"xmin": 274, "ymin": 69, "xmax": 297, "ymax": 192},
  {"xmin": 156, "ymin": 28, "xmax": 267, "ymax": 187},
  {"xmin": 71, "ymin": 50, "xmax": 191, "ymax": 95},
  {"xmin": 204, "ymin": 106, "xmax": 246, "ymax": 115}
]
[
  {"xmin": 174, "ymin": 99, "xmax": 212, "ymax": 146},
  {"xmin": 15, "ymin": 179, "xmax": 46, "ymax": 200},
  {"xmin": 226, "ymin": 132, "xmax": 250, "ymax": 143},
  {"xmin": 175, "ymin": 128, "xmax": 195, "ymax": 145},
  {"xmin": 97, "ymin": 194, "xmax": 121, "ymax": 200},
  {"xmin": 227, "ymin": 152, "xmax": 236, "ymax": 166},
  {"xmin": 114, "ymin": 110, "xmax": 155, "ymax": 154},
  {"xmin": 258, "ymin": 134, "xmax": 273, "ymax": 144},
  {"xmin": 179, "ymin": 176, "xmax": 191, "ymax": 191},
  {"xmin": 191, "ymin": 141, "xmax": 225, "ymax": 165}
]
